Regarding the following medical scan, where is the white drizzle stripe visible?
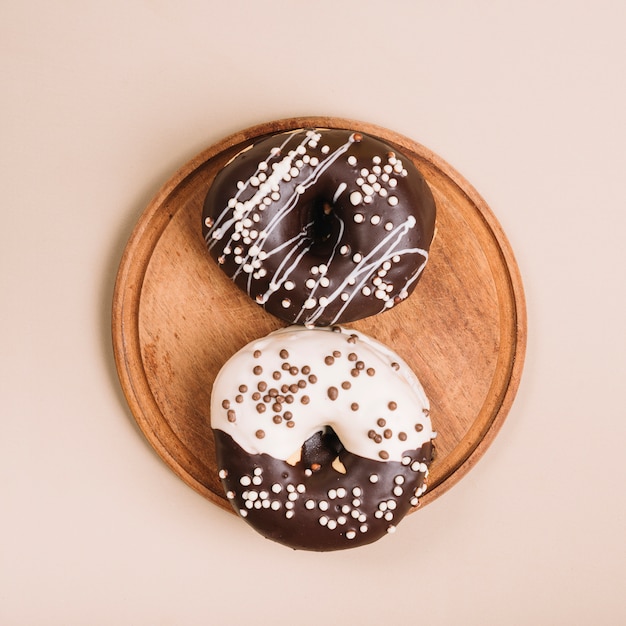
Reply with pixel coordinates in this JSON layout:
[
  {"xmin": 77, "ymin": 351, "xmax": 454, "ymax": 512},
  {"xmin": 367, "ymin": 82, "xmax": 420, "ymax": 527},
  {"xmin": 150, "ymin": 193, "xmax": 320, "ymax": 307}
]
[{"xmin": 211, "ymin": 326, "xmax": 434, "ymax": 463}]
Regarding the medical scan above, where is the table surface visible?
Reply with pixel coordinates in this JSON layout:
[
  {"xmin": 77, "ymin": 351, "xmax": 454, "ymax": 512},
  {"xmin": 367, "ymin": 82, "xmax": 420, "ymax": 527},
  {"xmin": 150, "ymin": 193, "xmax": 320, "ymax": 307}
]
[{"xmin": 2, "ymin": 2, "xmax": 625, "ymax": 624}]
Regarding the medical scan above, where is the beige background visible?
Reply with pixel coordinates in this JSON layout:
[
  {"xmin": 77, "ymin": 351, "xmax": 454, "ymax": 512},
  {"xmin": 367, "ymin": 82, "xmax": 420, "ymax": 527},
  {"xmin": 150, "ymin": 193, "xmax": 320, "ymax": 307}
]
[{"xmin": 2, "ymin": 1, "xmax": 625, "ymax": 624}]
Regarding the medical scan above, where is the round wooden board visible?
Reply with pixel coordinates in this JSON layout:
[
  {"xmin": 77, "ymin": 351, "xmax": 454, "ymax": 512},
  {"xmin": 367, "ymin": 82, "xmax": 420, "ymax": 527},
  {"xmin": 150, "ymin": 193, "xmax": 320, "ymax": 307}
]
[{"xmin": 112, "ymin": 117, "xmax": 526, "ymax": 515}]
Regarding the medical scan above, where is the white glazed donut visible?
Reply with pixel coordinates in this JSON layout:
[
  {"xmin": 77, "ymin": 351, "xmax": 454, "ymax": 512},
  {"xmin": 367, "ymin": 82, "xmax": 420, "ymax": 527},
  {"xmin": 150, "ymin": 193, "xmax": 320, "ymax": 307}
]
[{"xmin": 210, "ymin": 325, "xmax": 436, "ymax": 551}]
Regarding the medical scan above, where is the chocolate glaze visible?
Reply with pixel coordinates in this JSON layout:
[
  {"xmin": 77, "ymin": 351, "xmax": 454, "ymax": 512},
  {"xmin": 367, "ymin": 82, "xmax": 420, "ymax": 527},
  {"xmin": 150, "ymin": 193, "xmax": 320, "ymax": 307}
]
[
  {"xmin": 203, "ymin": 128, "xmax": 436, "ymax": 326},
  {"xmin": 214, "ymin": 429, "xmax": 433, "ymax": 551}
]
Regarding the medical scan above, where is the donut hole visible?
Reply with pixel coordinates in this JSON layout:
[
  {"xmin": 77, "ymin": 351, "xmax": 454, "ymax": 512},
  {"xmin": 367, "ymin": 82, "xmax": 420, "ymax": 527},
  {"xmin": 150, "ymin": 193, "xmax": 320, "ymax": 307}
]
[
  {"xmin": 303, "ymin": 197, "xmax": 341, "ymax": 256},
  {"xmin": 301, "ymin": 425, "xmax": 344, "ymax": 469}
]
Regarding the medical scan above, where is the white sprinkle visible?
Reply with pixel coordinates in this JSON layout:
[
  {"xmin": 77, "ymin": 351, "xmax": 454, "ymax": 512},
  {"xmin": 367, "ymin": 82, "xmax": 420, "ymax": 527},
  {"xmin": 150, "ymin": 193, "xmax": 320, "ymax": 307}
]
[
  {"xmin": 252, "ymin": 477, "xmax": 262, "ymax": 486},
  {"xmin": 374, "ymin": 510, "xmax": 383, "ymax": 519},
  {"xmin": 310, "ymin": 266, "xmax": 319, "ymax": 275},
  {"xmin": 369, "ymin": 474, "xmax": 379, "ymax": 483},
  {"xmin": 385, "ymin": 222, "xmax": 393, "ymax": 231},
  {"xmin": 303, "ymin": 297, "xmax": 316, "ymax": 309},
  {"xmin": 410, "ymin": 497, "xmax": 419, "ymax": 507},
  {"xmin": 387, "ymin": 525, "xmax": 397, "ymax": 534},
  {"xmin": 358, "ymin": 514, "xmax": 367, "ymax": 523},
  {"xmin": 287, "ymin": 484, "xmax": 295, "ymax": 492},
  {"xmin": 337, "ymin": 487, "xmax": 346, "ymax": 498},
  {"xmin": 296, "ymin": 184, "xmax": 305, "ymax": 194},
  {"xmin": 296, "ymin": 484, "xmax": 306, "ymax": 493},
  {"xmin": 388, "ymin": 195, "xmax": 399, "ymax": 206},
  {"xmin": 362, "ymin": 183, "xmax": 374, "ymax": 196},
  {"xmin": 281, "ymin": 299, "xmax": 291, "ymax": 308},
  {"xmin": 373, "ymin": 165, "xmax": 382, "ymax": 175},
  {"xmin": 240, "ymin": 509, "xmax": 248, "ymax": 517},
  {"xmin": 350, "ymin": 191, "xmax": 363, "ymax": 206},
  {"xmin": 320, "ymin": 276, "xmax": 330, "ymax": 287},
  {"xmin": 370, "ymin": 215, "xmax": 381, "ymax": 225},
  {"xmin": 247, "ymin": 491, "xmax": 258, "ymax": 502},
  {"xmin": 361, "ymin": 286, "xmax": 371, "ymax": 296},
  {"xmin": 338, "ymin": 516, "xmax": 347, "ymax": 525},
  {"xmin": 226, "ymin": 491, "xmax": 235, "ymax": 499},
  {"xmin": 328, "ymin": 489, "xmax": 337, "ymax": 500},
  {"xmin": 288, "ymin": 492, "xmax": 298, "ymax": 501},
  {"xmin": 352, "ymin": 487, "xmax": 362, "ymax": 497},
  {"xmin": 271, "ymin": 500, "xmax": 281, "ymax": 510},
  {"xmin": 319, "ymin": 296, "xmax": 328, "ymax": 306},
  {"xmin": 402, "ymin": 456, "xmax": 412, "ymax": 466},
  {"xmin": 385, "ymin": 511, "xmax": 394, "ymax": 521},
  {"xmin": 352, "ymin": 499, "xmax": 361, "ymax": 507},
  {"xmin": 360, "ymin": 525, "xmax": 368, "ymax": 533},
  {"xmin": 321, "ymin": 145, "xmax": 330, "ymax": 154},
  {"xmin": 387, "ymin": 500, "xmax": 397, "ymax": 510},
  {"xmin": 327, "ymin": 519, "xmax": 338, "ymax": 530},
  {"xmin": 367, "ymin": 173, "xmax": 376, "ymax": 184},
  {"xmin": 360, "ymin": 168, "xmax": 369, "ymax": 177},
  {"xmin": 411, "ymin": 461, "xmax": 421, "ymax": 471},
  {"xmin": 353, "ymin": 253, "xmax": 363, "ymax": 263},
  {"xmin": 290, "ymin": 167, "xmax": 299, "ymax": 177},
  {"xmin": 379, "ymin": 501, "xmax": 388, "ymax": 512},
  {"xmin": 389, "ymin": 178, "xmax": 397, "ymax": 187},
  {"xmin": 306, "ymin": 278, "xmax": 316, "ymax": 288},
  {"xmin": 347, "ymin": 155, "xmax": 357, "ymax": 166},
  {"xmin": 346, "ymin": 530, "xmax": 356, "ymax": 540},
  {"xmin": 394, "ymin": 476, "xmax": 405, "ymax": 485},
  {"xmin": 353, "ymin": 213, "xmax": 365, "ymax": 223},
  {"xmin": 393, "ymin": 486, "xmax": 404, "ymax": 497},
  {"xmin": 319, "ymin": 516, "xmax": 328, "ymax": 526},
  {"xmin": 310, "ymin": 157, "xmax": 319, "ymax": 166},
  {"xmin": 285, "ymin": 500, "xmax": 295, "ymax": 509},
  {"xmin": 305, "ymin": 500, "xmax": 315, "ymax": 510},
  {"xmin": 340, "ymin": 292, "xmax": 349, "ymax": 301},
  {"xmin": 218, "ymin": 469, "xmax": 227, "ymax": 479},
  {"xmin": 286, "ymin": 510, "xmax": 294, "ymax": 519},
  {"xmin": 318, "ymin": 501, "xmax": 329, "ymax": 511},
  {"xmin": 240, "ymin": 476, "xmax": 251, "ymax": 486},
  {"xmin": 284, "ymin": 280, "xmax": 295, "ymax": 291}
]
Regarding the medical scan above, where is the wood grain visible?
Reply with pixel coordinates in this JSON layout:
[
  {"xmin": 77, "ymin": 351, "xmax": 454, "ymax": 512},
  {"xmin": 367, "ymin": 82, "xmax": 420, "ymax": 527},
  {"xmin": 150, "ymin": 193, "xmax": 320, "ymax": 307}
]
[{"xmin": 111, "ymin": 117, "xmax": 527, "ymax": 513}]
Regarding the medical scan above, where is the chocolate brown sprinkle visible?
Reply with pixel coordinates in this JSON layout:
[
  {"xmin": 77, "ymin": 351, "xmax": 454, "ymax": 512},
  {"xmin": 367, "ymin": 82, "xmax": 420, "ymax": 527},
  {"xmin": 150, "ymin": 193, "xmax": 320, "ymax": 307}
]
[
  {"xmin": 308, "ymin": 374, "xmax": 318, "ymax": 384},
  {"xmin": 272, "ymin": 403, "xmax": 282, "ymax": 413},
  {"xmin": 415, "ymin": 423, "xmax": 424, "ymax": 432},
  {"xmin": 356, "ymin": 361, "xmax": 365, "ymax": 370},
  {"xmin": 286, "ymin": 421, "xmax": 295, "ymax": 428},
  {"xmin": 348, "ymin": 334, "xmax": 358, "ymax": 344},
  {"xmin": 285, "ymin": 395, "xmax": 294, "ymax": 404},
  {"xmin": 255, "ymin": 429, "xmax": 265, "ymax": 439},
  {"xmin": 311, "ymin": 463, "xmax": 321, "ymax": 472},
  {"xmin": 239, "ymin": 384, "xmax": 248, "ymax": 393},
  {"xmin": 281, "ymin": 363, "xmax": 291, "ymax": 371},
  {"xmin": 327, "ymin": 386, "xmax": 338, "ymax": 401},
  {"xmin": 297, "ymin": 379, "xmax": 307, "ymax": 388},
  {"xmin": 302, "ymin": 365, "xmax": 311, "ymax": 375},
  {"xmin": 273, "ymin": 371, "xmax": 281, "ymax": 380},
  {"xmin": 366, "ymin": 368, "xmax": 376, "ymax": 376},
  {"xmin": 391, "ymin": 362, "xmax": 400, "ymax": 370},
  {"xmin": 257, "ymin": 381, "xmax": 267, "ymax": 392},
  {"xmin": 253, "ymin": 365, "xmax": 263, "ymax": 375},
  {"xmin": 235, "ymin": 395, "xmax": 243, "ymax": 403},
  {"xmin": 269, "ymin": 388, "xmax": 278, "ymax": 397},
  {"xmin": 351, "ymin": 402, "xmax": 359, "ymax": 411},
  {"xmin": 379, "ymin": 450, "xmax": 389, "ymax": 460},
  {"xmin": 374, "ymin": 434, "xmax": 383, "ymax": 444},
  {"xmin": 324, "ymin": 356, "xmax": 335, "ymax": 366},
  {"xmin": 368, "ymin": 429, "xmax": 376, "ymax": 439},
  {"xmin": 384, "ymin": 429, "xmax": 393, "ymax": 439},
  {"xmin": 256, "ymin": 404, "xmax": 266, "ymax": 413},
  {"xmin": 398, "ymin": 432, "xmax": 407, "ymax": 441},
  {"xmin": 273, "ymin": 415, "xmax": 282, "ymax": 424},
  {"xmin": 252, "ymin": 392, "xmax": 261, "ymax": 401},
  {"xmin": 388, "ymin": 401, "xmax": 398, "ymax": 411},
  {"xmin": 227, "ymin": 410, "xmax": 236, "ymax": 422},
  {"xmin": 289, "ymin": 384, "xmax": 298, "ymax": 393},
  {"xmin": 341, "ymin": 381, "xmax": 351, "ymax": 390},
  {"xmin": 333, "ymin": 350, "xmax": 341, "ymax": 358},
  {"xmin": 221, "ymin": 399, "xmax": 230, "ymax": 409},
  {"xmin": 289, "ymin": 366, "xmax": 299, "ymax": 375},
  {"xmin": 280, "ymin": 349, "xmax": 289, "ymax": 359},
  {"xmin": 351, "ymin": 368, "xmax": 360, "ymax": 377},
  {"xmin": 301, "ymin": 395, "xmax": 310, "ymax": 404},
  {"xmin": 253, "ymin": 350, "xmax": 262, "ymax": 358},
  {"xmin": 348, "ymin": 352, "xmax": 357, "ymax": 362},
  {"xmin": 284, "ymin": 411, "xmax": 293, "ymax": 420},
  {"xmin": 281, "ymin": 384, "xmax": 289, "ymax": 393},
  {"xmin": 377, "ymin": 418, "xmax": 386, "ymax": 427}
]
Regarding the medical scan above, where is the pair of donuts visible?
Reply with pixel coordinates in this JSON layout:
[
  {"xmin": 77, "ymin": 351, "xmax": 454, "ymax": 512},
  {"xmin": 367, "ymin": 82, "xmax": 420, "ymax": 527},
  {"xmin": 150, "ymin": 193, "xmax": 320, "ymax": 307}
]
[{"xmin": 202, "ymin": 127, "xmax": 437, "ymax": 551}]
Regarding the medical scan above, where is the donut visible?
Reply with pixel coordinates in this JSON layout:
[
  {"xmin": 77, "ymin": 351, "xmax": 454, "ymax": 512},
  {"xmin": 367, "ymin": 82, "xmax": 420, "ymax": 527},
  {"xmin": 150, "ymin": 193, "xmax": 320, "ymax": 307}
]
[
  {"xmin": 202, "ymin": 128, "xmax": 436, "ymax": 326},
  {"xmin": 210, "ymin": 325, "xmax": 435, "ymax": 551}
]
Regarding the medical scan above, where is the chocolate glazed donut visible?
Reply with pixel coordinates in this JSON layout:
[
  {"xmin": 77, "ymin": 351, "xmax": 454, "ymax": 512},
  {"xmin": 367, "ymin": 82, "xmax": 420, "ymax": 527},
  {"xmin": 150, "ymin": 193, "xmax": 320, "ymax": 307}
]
[
  {"xmin": 202, "ymin": 128, "xmax": 436, "ymax": 326},
  {"xmin": 210, "ymin": 326, "xmax": 436, "ymax": 551}
]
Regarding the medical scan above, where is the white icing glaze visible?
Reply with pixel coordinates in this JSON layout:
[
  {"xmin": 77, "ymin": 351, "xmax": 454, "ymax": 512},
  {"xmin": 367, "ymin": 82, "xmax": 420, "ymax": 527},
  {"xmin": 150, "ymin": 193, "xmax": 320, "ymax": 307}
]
[{"xmin": 211, "ymin": 326, "xmax": 434, "ymax": 463}]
